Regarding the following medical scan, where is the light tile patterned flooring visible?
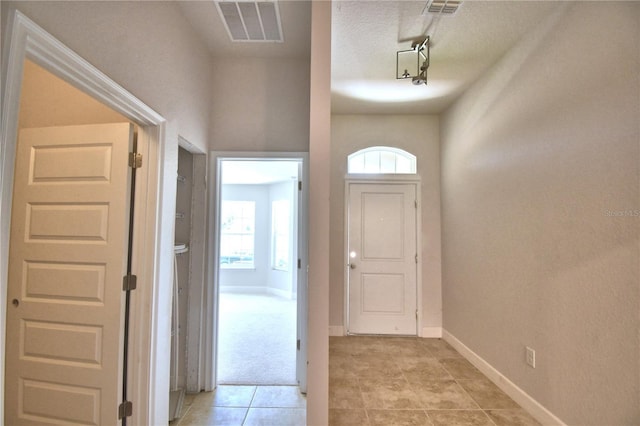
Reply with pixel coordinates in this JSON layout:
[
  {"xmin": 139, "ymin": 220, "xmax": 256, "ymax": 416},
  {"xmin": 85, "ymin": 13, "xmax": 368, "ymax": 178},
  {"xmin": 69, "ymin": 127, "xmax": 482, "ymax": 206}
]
[
  {"xmin": 172, "ymin": 385, "xmax": 306, "ymax": 426},
  {"xmin": 175, "ymin": 336, "xmax": 540, "ymax": 425},
  {"xmin": 329, "ymin": 336, "xmax": 540, "ymax": 426}
]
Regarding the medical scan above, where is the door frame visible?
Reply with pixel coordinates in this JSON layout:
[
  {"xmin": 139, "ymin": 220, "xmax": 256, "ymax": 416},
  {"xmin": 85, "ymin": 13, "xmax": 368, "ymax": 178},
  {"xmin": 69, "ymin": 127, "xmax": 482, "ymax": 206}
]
[
  {"xmin": 205, "ymin": 152, "xmax": 309, "ymax": 392},
  {"xmin": 1, "ymin": 11, "xmax": 170, "ymax": 424},
  {"xmin": 344, "ymin": 175, "xmax": 423, "ymax": 336},
  {"xmin": 181, "ymin": 142, "xmax": 209, "ymax": 394}
]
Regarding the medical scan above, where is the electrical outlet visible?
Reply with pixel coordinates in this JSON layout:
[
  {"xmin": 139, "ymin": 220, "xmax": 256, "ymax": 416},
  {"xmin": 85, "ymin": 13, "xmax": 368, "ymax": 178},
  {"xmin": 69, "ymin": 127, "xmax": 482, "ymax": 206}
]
[{"xmin": 526, "ymin": 346, "xmax": 536, "ymax": 368}]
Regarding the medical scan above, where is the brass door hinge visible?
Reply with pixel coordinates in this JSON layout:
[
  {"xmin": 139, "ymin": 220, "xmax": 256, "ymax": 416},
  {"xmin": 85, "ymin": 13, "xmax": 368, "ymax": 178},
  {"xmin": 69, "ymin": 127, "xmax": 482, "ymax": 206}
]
[
  {"xmin": 119, "ymin": 401, "xmax": 133, "ymax": 419},
  {"xmin": 129, "ymin": 152, "xmax": 142, "ymax": 169},
  {"xmin": 122, "ymin": 274, "xmax": 137, "ymax": 291}
]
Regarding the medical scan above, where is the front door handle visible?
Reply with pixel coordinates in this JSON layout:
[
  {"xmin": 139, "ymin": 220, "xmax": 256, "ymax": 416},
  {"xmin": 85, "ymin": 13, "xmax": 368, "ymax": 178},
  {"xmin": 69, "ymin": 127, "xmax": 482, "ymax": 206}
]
[{"xmin": 348, "ymin": 263, "xmax": 356, "ymax": 269}]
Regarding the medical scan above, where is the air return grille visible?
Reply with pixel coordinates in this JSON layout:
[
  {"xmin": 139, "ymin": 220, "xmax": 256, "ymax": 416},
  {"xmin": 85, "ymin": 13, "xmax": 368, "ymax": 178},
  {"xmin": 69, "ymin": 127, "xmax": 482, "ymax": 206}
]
[
  {"xmin": 216, "ymin": 1, "xmax": 283, "ymax": 42},
  {"xmin": 424, "ymin": 0, "xmax": 462, "ymax": 14}
]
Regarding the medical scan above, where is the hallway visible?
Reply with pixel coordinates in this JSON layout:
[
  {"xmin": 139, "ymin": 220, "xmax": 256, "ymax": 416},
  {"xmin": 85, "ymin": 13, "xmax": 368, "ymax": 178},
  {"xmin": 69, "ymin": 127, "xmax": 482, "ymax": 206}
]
[{"xmin": 175, "ymin": 336, "xmax": 540, "ymax": 425}]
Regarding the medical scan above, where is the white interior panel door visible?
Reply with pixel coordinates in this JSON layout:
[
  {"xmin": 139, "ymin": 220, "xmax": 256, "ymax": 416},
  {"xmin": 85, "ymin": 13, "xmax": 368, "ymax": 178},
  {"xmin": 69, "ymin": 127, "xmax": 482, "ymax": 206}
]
[
  {"xmin": 347, "ymin": 183, "xmax": 417, "ymax": 335},
  {"xmin": 5, "ymin": 123, "xmax": 133, "ymax": 425}
]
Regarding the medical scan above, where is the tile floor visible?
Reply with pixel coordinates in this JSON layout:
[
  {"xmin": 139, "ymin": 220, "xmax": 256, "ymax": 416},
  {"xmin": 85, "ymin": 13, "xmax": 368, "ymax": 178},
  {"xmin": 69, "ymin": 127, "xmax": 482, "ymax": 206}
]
[
  {"xmin": 329, "ymin": 336, "xmax": 541, "ymax": 426},
  {"xmin": 174, "ymin": 336, "xmax": 541, "ymax": 425},
  {"xmin": 171, "ymin": 385, "xmax": 306, "ymax": 426}
]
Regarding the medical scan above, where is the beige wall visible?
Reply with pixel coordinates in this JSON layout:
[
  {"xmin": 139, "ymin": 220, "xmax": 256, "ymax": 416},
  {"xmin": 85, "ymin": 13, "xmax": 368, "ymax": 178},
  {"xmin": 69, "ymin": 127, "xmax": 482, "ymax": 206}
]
[
  {"xmin": 330, "ymin": 115, "xmax": 442, "ymax": 332},
  {"xmin": 19, "ymin": 60, "xmax": 127, "ymax": 128},
  {"xmin": 210, "ymin": 57, "xmax": 310, "ymax": 152},
  {"xmin": 307, "ymin": 1, "xmax": 332, "ymax": 424},
  {"xmin": 3, "ymin": 0, "xmax": 213, "ymax": 153},
  {"xmin": 441, "ymin": 2, "xmax": 639, "ymax": 425}
]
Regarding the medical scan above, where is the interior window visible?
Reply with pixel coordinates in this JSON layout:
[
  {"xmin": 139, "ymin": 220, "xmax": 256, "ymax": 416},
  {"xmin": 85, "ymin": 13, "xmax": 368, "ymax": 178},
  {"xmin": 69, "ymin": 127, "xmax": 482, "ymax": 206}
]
[{"xmin": 220, "ymin": 200, "xmax": 255, "ymax": 269}]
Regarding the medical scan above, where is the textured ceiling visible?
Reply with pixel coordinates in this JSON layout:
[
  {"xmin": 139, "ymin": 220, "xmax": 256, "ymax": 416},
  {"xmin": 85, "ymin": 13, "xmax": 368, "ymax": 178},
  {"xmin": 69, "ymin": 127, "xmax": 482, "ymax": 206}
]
[
  {"xmin": 331, "ymin": 1, "xmax": 558, "ymax": 114},
  {"xmin": 179, "ymin": 1, "xmax": 558, "ymax": 114}
]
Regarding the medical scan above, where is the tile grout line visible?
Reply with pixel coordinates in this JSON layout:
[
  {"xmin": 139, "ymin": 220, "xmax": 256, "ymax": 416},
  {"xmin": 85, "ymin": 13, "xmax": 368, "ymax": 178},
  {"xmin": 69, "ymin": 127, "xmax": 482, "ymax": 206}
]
[
  {"xmin": 376, "ymin": 339, "xmax": 434, "ymax": 424},
  {"xmin": 240, "ymin": 385, "xmax": 258, "ymax": 426},
  {"xmin": 420, "ymin": 342, "xmax": 439, "ymax": 425},
  {"xmin": 350, "ymin": 340, "xmax": 373, "ymax": 424},
  {"xmin": 353, "ymin": 353, "xmax": 372, "ymax": 426},
  {"xmin": 407, "ymin": 342, "xmax": 490, "ymax": 424},
  {"xmin": 437, "ymin": 358, "xmax": 499, "ymax": 426},
  {"xmin": 396, "ymin": 350, "xmax": 429, "ymax": 420}
]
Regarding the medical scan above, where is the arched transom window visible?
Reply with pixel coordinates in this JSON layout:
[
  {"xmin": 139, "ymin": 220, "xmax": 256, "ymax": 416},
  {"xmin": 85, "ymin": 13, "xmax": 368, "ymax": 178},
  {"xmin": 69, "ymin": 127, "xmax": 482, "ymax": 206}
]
[{"xmin": 347, "ymin": 146, "xmax": 417, "ymax": 174}]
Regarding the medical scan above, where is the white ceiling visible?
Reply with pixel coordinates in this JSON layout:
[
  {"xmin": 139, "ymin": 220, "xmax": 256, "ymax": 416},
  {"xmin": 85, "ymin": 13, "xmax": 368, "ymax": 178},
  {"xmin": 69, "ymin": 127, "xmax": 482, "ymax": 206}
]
[{"xmin": 179, "ymin": 1, "xmax": 558, "ymax": 115}]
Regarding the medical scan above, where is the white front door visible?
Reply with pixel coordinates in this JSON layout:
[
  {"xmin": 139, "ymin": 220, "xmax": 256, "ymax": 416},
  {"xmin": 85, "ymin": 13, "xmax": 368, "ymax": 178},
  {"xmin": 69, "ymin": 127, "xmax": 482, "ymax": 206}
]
[
  {"xmin": 5, "ymin": 123, "xmax": 133, "ymax": 425},
  {"xmin": 347, "ymin": 182, "xmax": 418, "ymax": 335}
]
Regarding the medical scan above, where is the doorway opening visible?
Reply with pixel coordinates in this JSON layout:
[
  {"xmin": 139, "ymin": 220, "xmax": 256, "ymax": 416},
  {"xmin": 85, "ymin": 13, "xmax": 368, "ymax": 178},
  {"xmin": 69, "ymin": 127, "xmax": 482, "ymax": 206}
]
[
  {"xmin": 2, "ymin": 12, "xmax": 168, "ymax": 424},
  {"xmin": 216, "ymin": 158, "xmax": 302, "ymax": 386},
  {"xmin": 170, "ymin": 143, "xmax": 207, "ymax": 421},
  {"xmin": 5, "ymin": 58, "xmax": 137, "ymax": 426},
  {"xmin": 1, "ymin": 11, "xmax": 168, "ymax": 423}
]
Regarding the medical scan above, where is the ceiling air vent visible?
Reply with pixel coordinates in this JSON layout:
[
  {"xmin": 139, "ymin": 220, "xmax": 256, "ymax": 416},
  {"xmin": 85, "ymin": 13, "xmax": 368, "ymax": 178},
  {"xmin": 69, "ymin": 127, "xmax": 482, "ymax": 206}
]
[
  {"xmin": 216, "ymin": 1, "xmax": 283, "ymax": 42},
  {"xmin": 424, "ymin": 0, "xmax": 462, "ymax": 14}
]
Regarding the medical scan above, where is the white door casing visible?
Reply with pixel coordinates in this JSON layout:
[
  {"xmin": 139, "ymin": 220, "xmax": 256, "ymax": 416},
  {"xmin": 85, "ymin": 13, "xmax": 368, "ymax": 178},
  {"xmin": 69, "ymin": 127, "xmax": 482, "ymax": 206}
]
[
  {"xmin": 5, "ymin": 123, "xmax": 133, "ymax": 425},
  {"xmin": 2, "ymin": 11, "xmax": 168, "ymax": 425},
  {"xmin": 347, "ymin": 182, "xmax": 418, "ymax": 335},
  {"xmin": 206, "ymin": 153, "xmax": 308, "ymax": 392}
]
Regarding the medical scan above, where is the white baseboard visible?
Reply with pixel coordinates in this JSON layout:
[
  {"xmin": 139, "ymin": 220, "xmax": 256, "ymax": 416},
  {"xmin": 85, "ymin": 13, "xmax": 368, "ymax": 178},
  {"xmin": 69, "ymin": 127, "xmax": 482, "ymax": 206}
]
[
  {"xmin": 443, "ymin": 330, "xmax": 566, "ymax": 426},
  {"xmin": 219, "ymin": 286, "xmax": 294, "ymax": 299},
  {"xmin": 329, "ymin": 326, "xmax": 441, "ymax": 337},
  {"xmin": 266, "ymin": 287, "xmax": 294, "ymax": 299},
  {"xmin": 220, "ymin": 285, "xmax": 265, "ymax": 294},
  {"xmin": 329, "ymin": 326, "xmax": 345, "ymax": 336},
  {"xmin": 421, "ymin": 327, "xmax": 443, "ymax": 338}
]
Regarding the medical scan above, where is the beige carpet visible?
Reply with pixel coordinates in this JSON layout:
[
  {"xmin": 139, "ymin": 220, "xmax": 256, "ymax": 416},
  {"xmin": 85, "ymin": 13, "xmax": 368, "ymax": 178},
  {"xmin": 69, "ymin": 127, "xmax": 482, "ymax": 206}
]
[{"xmin": 217, "ymin": 292, "xmax": 297, "ymax": 385}]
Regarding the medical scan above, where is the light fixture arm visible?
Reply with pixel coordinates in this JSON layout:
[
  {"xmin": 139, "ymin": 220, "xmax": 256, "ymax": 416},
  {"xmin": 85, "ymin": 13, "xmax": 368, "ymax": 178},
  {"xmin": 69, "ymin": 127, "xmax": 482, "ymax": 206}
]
[{"xmin": 412, "ymin": 36, "xmax": 429, "ymax": 53}]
